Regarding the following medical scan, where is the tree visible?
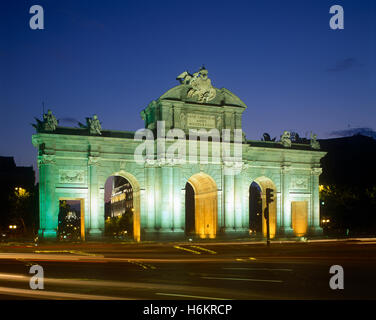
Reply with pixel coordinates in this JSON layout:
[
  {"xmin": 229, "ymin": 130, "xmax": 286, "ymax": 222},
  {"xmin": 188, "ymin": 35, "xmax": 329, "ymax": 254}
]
[
  {"xmin": 320, "ymin": 184, "xmax": 376, "ymax": 235},
  {"xmin": 8, "ymin": 186, "xmax": 38, "ymax": 236}
]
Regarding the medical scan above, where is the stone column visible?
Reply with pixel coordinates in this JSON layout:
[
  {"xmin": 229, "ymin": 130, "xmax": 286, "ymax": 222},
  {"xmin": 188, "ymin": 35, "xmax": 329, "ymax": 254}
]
[
  {"xmin": 145, "ymin": 163, "xmax": 156, "ymax": 231},
  {"xmin": 160, "ymin": 165, "xmax": 173, "ymax": 230},
  {"xmin": 88, "ymin": 156, "xmax": 102, "ymax": 239},
  {"xmin": 224, "ymin": 165, "xmax": 235, "ymax": 231},
  {"xmin": 234, "ymin": 172, "xmax": 243, "ymax": 230},
  {"xmin": 154, "ymin": 167, "xmax": 161, "ymax": 229},
  {"xmin": 38, "ymin": 154, "xmax": 58, "ymax": 239},
  {"xmin": 217, "ymin": 189, "xmax": 223, "ymax": 230},
  {"xmin": 173, "ymin": 165, "xmax": 183, "ymax": 232},
  {"xmin": 98, "ymin": 188, "xmax": 105, "ymax": 231},
  {"xmin": 309, "ymin": 168, "xmax": 323, "ymax": 236},
  {"xmin": 280, "ymin": 164, "xmax": 294, "ymax": 236}
]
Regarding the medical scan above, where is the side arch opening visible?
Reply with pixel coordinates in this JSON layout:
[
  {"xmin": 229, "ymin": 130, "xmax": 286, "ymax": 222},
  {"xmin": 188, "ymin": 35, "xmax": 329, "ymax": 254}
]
[
  {"xmin": 249, "ymin": 177, "xmax": 277, "ymax": 239},
  {"xmin": 185, "ymin": 173, "xmax": 218, "ymax": 239},
  {"xmin": 104, "ymin": 172, "xmax": 141, "ymax": 242}
]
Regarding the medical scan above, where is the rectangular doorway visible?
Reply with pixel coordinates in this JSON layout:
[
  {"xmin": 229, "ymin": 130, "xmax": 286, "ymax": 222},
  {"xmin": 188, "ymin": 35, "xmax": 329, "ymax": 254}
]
[
  {"xmin": 291, "ymin": 201, "xmax": 308, "ymax": 237},
  {"xmin": 58, "ymin": 198, "xmax": 85, "ymax": 241}
]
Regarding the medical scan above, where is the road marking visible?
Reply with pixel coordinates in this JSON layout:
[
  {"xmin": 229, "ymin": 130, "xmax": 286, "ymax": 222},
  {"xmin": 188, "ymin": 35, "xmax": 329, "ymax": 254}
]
[
  {"xmin": 156, "ymin": 292, "xmax": 229, "ymax": 300},
  {"xmin": 189, "ymin": 246, "xmax": 217, "ymax": 254},
  {"xmin": 127, "ymin": 260, "xmax": 156, "ymax": 270},
  {"xmin": 202, "ymin": 276, "xmax": 283, "ymax": 283},
  {"xmin": 236, "ymin": 257, "xmax": 257, "ymax": 261},
  {"xmin": 173, "ymin": 245, "xmax": 201, "ymax": 255},
  {"xmin": 34, "ymin": 250, "xmax": 99, "ymax": 257},
  {"xmin": 223, "ymin": 267, "xmax": 293, "ymax": 272}
]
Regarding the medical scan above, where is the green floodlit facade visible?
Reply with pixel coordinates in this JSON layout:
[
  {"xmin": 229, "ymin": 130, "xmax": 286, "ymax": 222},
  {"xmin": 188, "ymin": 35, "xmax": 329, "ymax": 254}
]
[{"xmin": 32, "ymin": 70, "xmax": 326, "ymax": 241}]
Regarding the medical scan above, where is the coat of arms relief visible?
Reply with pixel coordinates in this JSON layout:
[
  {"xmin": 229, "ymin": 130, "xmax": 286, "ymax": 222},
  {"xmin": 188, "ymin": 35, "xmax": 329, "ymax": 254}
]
[
  {"xmin": 176, "ymin": 66, "xmax": 216, "ymax": 103},
  {"xmin": 59, "ymin": 169, "xmax": 85, "ymax": 183}
]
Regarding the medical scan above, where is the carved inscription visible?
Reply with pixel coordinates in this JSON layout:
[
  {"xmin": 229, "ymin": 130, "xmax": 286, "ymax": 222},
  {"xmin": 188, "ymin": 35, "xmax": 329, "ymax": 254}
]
[{"xmin": 187, "ymin": 113, "xmax": 216, "ymax": 129}]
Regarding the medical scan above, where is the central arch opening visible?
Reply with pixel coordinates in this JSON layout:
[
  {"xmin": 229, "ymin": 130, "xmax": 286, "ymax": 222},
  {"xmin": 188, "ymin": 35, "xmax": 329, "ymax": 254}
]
[{"xmin": 185, "ymin": 173, "xmax": 218, "ymax": 239}]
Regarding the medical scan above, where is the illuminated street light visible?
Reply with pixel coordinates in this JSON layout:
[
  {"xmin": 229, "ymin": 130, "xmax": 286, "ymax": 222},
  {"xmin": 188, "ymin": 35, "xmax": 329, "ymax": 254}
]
[{"xmin": 14, "ymin": 187, "xmax": 28, "ymax": 197}]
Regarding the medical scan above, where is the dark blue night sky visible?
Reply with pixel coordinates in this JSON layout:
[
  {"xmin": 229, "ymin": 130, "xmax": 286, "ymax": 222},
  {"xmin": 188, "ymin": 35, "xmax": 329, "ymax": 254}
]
[{"xmin": 1, "ymin": 0, "xmax": 375, "ymax": 170}]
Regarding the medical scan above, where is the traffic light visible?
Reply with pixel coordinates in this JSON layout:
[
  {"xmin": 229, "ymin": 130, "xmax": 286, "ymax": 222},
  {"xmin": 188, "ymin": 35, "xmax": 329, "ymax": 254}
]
[
  {"xmin": 266, "ymin": 188, "xmax": 274, "ymax": 204},
  {"xmin": 264, "ymin": 206, "xmax": 269, "ymax": 220}
]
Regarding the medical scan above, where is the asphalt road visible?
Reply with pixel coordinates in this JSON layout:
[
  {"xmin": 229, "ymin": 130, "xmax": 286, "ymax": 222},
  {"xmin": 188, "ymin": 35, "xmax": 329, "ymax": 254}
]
[{"xmin": 0, "ymin": 240, "xmax": 375, "ymax": 300}]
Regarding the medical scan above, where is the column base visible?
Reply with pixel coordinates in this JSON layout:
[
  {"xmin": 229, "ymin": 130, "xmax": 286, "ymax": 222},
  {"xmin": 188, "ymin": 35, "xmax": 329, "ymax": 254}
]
[
  {"xmin": 38, "ymin": 229, "xmax": 57, "ymax": 240},
  {"xmin": 278, "ymin": 227, "xmax": 295, "ymax": 237},
  {"xmin": 215, "ymin": 228, "xmax": 249, "ymax": 240},
  {"xmin": 143, "ymin": 228, "xmax": 185, "ymax": 241},
  {"xmin": 87, "ymin": 228, "xmax": 103, "ymax": 240}
]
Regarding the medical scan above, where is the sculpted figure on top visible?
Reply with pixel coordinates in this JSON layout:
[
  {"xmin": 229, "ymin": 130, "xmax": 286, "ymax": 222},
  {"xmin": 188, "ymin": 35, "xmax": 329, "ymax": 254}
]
[
  {"xmin": 43, "ymin": 109, "xmax": 58, "ymax": 131},
  {"xmin": 79, "ymin": 114, "xmax": 102, "ymax": 135},
  {"xmin": 33, "ymin": 109, "xmax": 58, "ymax": 132},
  {"xmin": 176, "ymin": 66, "xmax": 216, "ymax": 103},
  {"xmin": 310, "ymin": 132, "xmax": 320, "ymax": 150},
  {"xmin": 280, "ymin": 131, "xmax": 292, "ymax": 147},
  {"xmin": 88, "ymin": 115, "xmax": 102, "ymax": 135}
]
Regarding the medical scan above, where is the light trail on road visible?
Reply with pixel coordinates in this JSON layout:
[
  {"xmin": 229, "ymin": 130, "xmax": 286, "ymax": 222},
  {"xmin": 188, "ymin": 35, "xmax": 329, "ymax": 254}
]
[
  {"xmin": 155, "ymin": 292, "xmax": 229, "ymax": 300},
  {"xmin": 202, "ymin": 276, "xmax": 284, "ymax": 283},
  {"xmin": 223, "ymin": 267, "xmax": 293, "ymax": 272},
  {"xmin": 0, "ymin": 286, "xmax": 128, "ymax": 300},
  {"xmin": 0, "ymin": 241, "xmax": 375, "ymax": 299}
]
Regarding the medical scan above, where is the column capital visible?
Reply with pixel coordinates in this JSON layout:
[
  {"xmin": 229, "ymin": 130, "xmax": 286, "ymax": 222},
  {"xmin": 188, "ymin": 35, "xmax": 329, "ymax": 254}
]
[
  {"xmin": 88, "ymin": 156, "xmax": 101, "ymax": 166},
  {"xmin": 223, "ymin": 160, "xmax": 243, "ymax": 168},
  {"xmin": 145, "ymin": 159, "xmax": 156, "ymax": 167},
  {"xmin": 243, "ymin": 161, "xmax": 252, "ymax": 169},
  {"xmin": 154, "ymin": 157, "xmax": 184, "ymax": 167},
  {"xmin": 311, "ymin": 167, "xmax": 322, "ymax": 176},
  {"xmin": 281, "ymin": 163, "xmax": 291, "ymax": 173},
  {"xmin": 38, "ymin": 154, "xmax": 56, "ymax": 167}
]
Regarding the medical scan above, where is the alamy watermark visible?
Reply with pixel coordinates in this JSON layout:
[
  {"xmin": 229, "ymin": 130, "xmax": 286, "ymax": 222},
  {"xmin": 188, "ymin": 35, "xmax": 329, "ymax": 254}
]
[
  {"xmin": 28, "ymin": 4, "xmax": 343, "ymax": 31},
  {"xmin": 329, "ymin": 5, "xmax": 344, "ymax": 30},
  {"xmin": 29, "ymin": 264, "xmax": 44, "ymax": 290},
  {"xmin": 29, "ymin": 5, "xmax": 44, "ymax": 30},
  {"xmin": 133, "ymin": 121, "xmax": 243, "ymax": 176},
  {"xmin": 329, "ymin": 265, "xmax": 344, "ymax": 290}
]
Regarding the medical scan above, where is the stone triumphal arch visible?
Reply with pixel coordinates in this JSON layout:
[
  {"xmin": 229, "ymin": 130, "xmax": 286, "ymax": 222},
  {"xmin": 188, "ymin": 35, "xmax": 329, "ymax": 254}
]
[{"xmin": 32, "ymin": 67, "xmax": 326, "ymax": 241}]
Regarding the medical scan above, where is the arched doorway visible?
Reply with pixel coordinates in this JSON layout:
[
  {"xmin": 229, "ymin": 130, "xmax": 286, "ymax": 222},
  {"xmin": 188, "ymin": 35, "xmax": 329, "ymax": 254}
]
[
  {"xmin": 249, "ymin": 177, "xmax": 277, "ymax": 239},
  {"xmin": 185, "ymin": 173, "xmax": 218, "ymax": 239},
  {"xmin": 249, "ymin": 182, "xmax": 262, "ymax": 236},
  {"xmin": 57, "ymin": 199, "xmax": 83, "ymax": 241},
  {"xmin": 104, "ymin": 172, "xmax": 141, "ymax": 242}
]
